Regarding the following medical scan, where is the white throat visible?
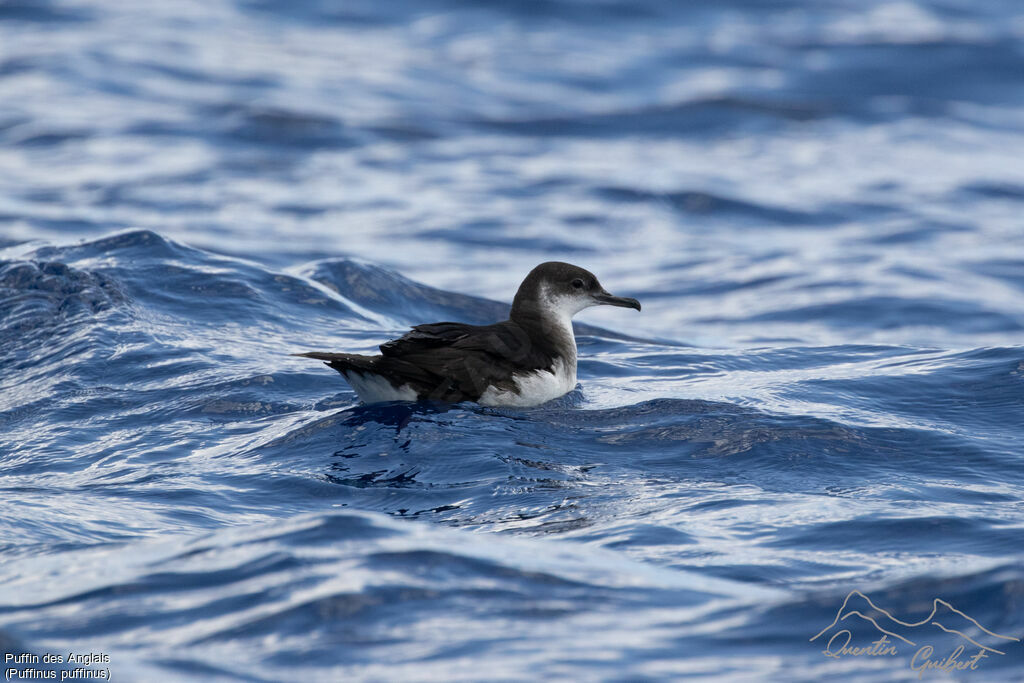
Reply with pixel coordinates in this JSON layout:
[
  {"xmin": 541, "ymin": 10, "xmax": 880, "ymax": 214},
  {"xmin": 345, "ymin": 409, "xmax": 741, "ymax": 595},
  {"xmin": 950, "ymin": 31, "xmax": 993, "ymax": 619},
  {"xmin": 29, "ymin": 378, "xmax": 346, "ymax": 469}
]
[
  {"xmin": 538, "ymin": 286, "xmax": 592, "ymax": 359},
  {"xmin": 536, "ymin": 284, "xmax": 598, "ymax": 374}
]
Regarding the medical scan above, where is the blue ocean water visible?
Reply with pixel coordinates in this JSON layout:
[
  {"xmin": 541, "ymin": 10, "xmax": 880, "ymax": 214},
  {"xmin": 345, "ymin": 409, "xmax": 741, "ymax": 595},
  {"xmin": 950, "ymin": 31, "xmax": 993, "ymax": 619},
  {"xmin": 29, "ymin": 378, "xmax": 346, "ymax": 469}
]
[{"xmin": 2, "ymin": 0, "xmax": 1024, "ymax": 680}]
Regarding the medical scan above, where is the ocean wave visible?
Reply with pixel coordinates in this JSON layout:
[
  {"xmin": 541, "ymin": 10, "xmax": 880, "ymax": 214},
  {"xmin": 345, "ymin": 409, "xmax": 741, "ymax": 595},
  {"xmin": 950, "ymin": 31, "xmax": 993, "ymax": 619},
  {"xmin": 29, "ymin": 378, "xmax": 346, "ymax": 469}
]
[{"xmin": 2, "ymin": 0, "xmax": 1023, "ymax": 677}]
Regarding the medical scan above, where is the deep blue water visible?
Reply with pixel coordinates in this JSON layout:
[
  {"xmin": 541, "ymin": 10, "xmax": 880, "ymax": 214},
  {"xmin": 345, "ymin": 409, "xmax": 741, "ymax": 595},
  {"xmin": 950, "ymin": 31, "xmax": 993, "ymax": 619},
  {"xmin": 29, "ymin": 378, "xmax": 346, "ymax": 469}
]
[{"xmin": 2, "ymin": 0, "xmax": 1024, "ymax": 680}]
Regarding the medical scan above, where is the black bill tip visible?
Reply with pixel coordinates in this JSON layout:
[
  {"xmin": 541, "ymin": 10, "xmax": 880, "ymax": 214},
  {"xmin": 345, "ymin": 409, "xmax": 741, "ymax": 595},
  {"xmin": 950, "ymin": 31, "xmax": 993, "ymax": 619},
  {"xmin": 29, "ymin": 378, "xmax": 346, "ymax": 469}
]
[{"xmin": 594, "ymin": 291, "xmax": 641, "ymax": 311}]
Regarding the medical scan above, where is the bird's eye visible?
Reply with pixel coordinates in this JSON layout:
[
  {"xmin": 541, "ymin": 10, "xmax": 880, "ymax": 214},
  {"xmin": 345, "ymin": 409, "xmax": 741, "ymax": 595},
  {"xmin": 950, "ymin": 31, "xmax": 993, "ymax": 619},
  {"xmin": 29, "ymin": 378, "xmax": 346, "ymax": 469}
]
[{"xmin": 571, "ymin": 278, "xmax": 584, "ymax": 289}]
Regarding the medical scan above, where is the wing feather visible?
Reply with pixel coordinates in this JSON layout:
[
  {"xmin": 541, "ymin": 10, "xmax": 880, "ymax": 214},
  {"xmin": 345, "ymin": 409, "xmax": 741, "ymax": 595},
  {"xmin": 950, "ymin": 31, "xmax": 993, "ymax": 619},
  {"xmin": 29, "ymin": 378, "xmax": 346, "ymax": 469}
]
[{"xmin": 379, "ymin": 322, "xmax": 472, "ymax": 357}]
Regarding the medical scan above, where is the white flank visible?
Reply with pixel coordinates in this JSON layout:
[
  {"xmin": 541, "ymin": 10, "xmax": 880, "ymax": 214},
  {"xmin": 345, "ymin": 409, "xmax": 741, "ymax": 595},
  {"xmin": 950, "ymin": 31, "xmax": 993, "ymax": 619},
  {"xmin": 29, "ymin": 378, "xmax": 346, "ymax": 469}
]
[
  {"xmin": 342, "ymin": 371, "xmax": 418, "ymax": 403},
  {"xmin": 478, "ymin": 356, "xmax": 577, "ymax": 407}
]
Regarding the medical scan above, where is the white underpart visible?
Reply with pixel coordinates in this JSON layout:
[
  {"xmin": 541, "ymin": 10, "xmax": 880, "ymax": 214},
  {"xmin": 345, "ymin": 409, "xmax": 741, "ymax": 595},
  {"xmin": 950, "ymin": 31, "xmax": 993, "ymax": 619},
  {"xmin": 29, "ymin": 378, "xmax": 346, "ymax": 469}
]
[
  {"xmin": 478, "ymin": 356, "xmax": 576, "ymax": 407},
  {"xmin": 479, "ymin": 288, "xmax": 594, "ymax": 408},
  {"xmin": 342, "ymin": 371, "xmax": 418, "ymax": 403}
]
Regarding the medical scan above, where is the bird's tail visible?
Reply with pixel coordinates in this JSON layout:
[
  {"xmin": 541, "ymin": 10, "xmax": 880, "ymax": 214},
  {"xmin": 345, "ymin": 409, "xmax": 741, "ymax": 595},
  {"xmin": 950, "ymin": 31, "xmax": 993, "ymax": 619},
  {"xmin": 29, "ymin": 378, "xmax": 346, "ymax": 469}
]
[{"xmin": 292, "ymin": 351, "xmax": 379, "ymax": 375}]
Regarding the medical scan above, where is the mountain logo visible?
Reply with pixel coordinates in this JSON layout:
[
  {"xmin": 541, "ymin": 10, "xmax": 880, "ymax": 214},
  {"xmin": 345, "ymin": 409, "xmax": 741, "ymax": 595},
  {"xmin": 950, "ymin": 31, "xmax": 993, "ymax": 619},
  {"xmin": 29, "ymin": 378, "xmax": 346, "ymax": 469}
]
[{"xmin": 810, "ymin": 590, "xmax": 1019, "ymax": 676}]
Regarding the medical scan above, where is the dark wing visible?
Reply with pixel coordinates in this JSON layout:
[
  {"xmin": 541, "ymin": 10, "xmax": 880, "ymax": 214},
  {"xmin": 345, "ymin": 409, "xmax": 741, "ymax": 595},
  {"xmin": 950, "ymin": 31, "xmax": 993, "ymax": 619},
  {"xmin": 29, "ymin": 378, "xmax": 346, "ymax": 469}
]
[
  {"xmin": 375, "ymin": 320, "xmax": 554, "ymax": 401},
  {"xmin": 379, "ymin": 322, "xmax": 474, "ymax": 357}
]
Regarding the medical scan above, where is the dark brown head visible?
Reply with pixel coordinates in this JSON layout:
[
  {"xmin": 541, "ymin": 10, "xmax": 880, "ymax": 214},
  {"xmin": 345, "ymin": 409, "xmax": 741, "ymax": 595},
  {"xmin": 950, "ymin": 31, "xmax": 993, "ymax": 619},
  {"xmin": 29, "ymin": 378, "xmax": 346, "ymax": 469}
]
[{"xmin": 510, "ymin": 261, "xmax": 641, "ymax": 323}]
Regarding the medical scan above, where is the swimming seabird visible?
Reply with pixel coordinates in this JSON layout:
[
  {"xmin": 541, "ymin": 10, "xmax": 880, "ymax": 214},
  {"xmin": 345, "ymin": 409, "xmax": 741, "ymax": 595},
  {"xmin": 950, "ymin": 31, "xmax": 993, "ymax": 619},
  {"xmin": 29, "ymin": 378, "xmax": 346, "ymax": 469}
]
[{"xmin": 295, "ymin": 261, "xmax": 640, "ymax": 407}]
